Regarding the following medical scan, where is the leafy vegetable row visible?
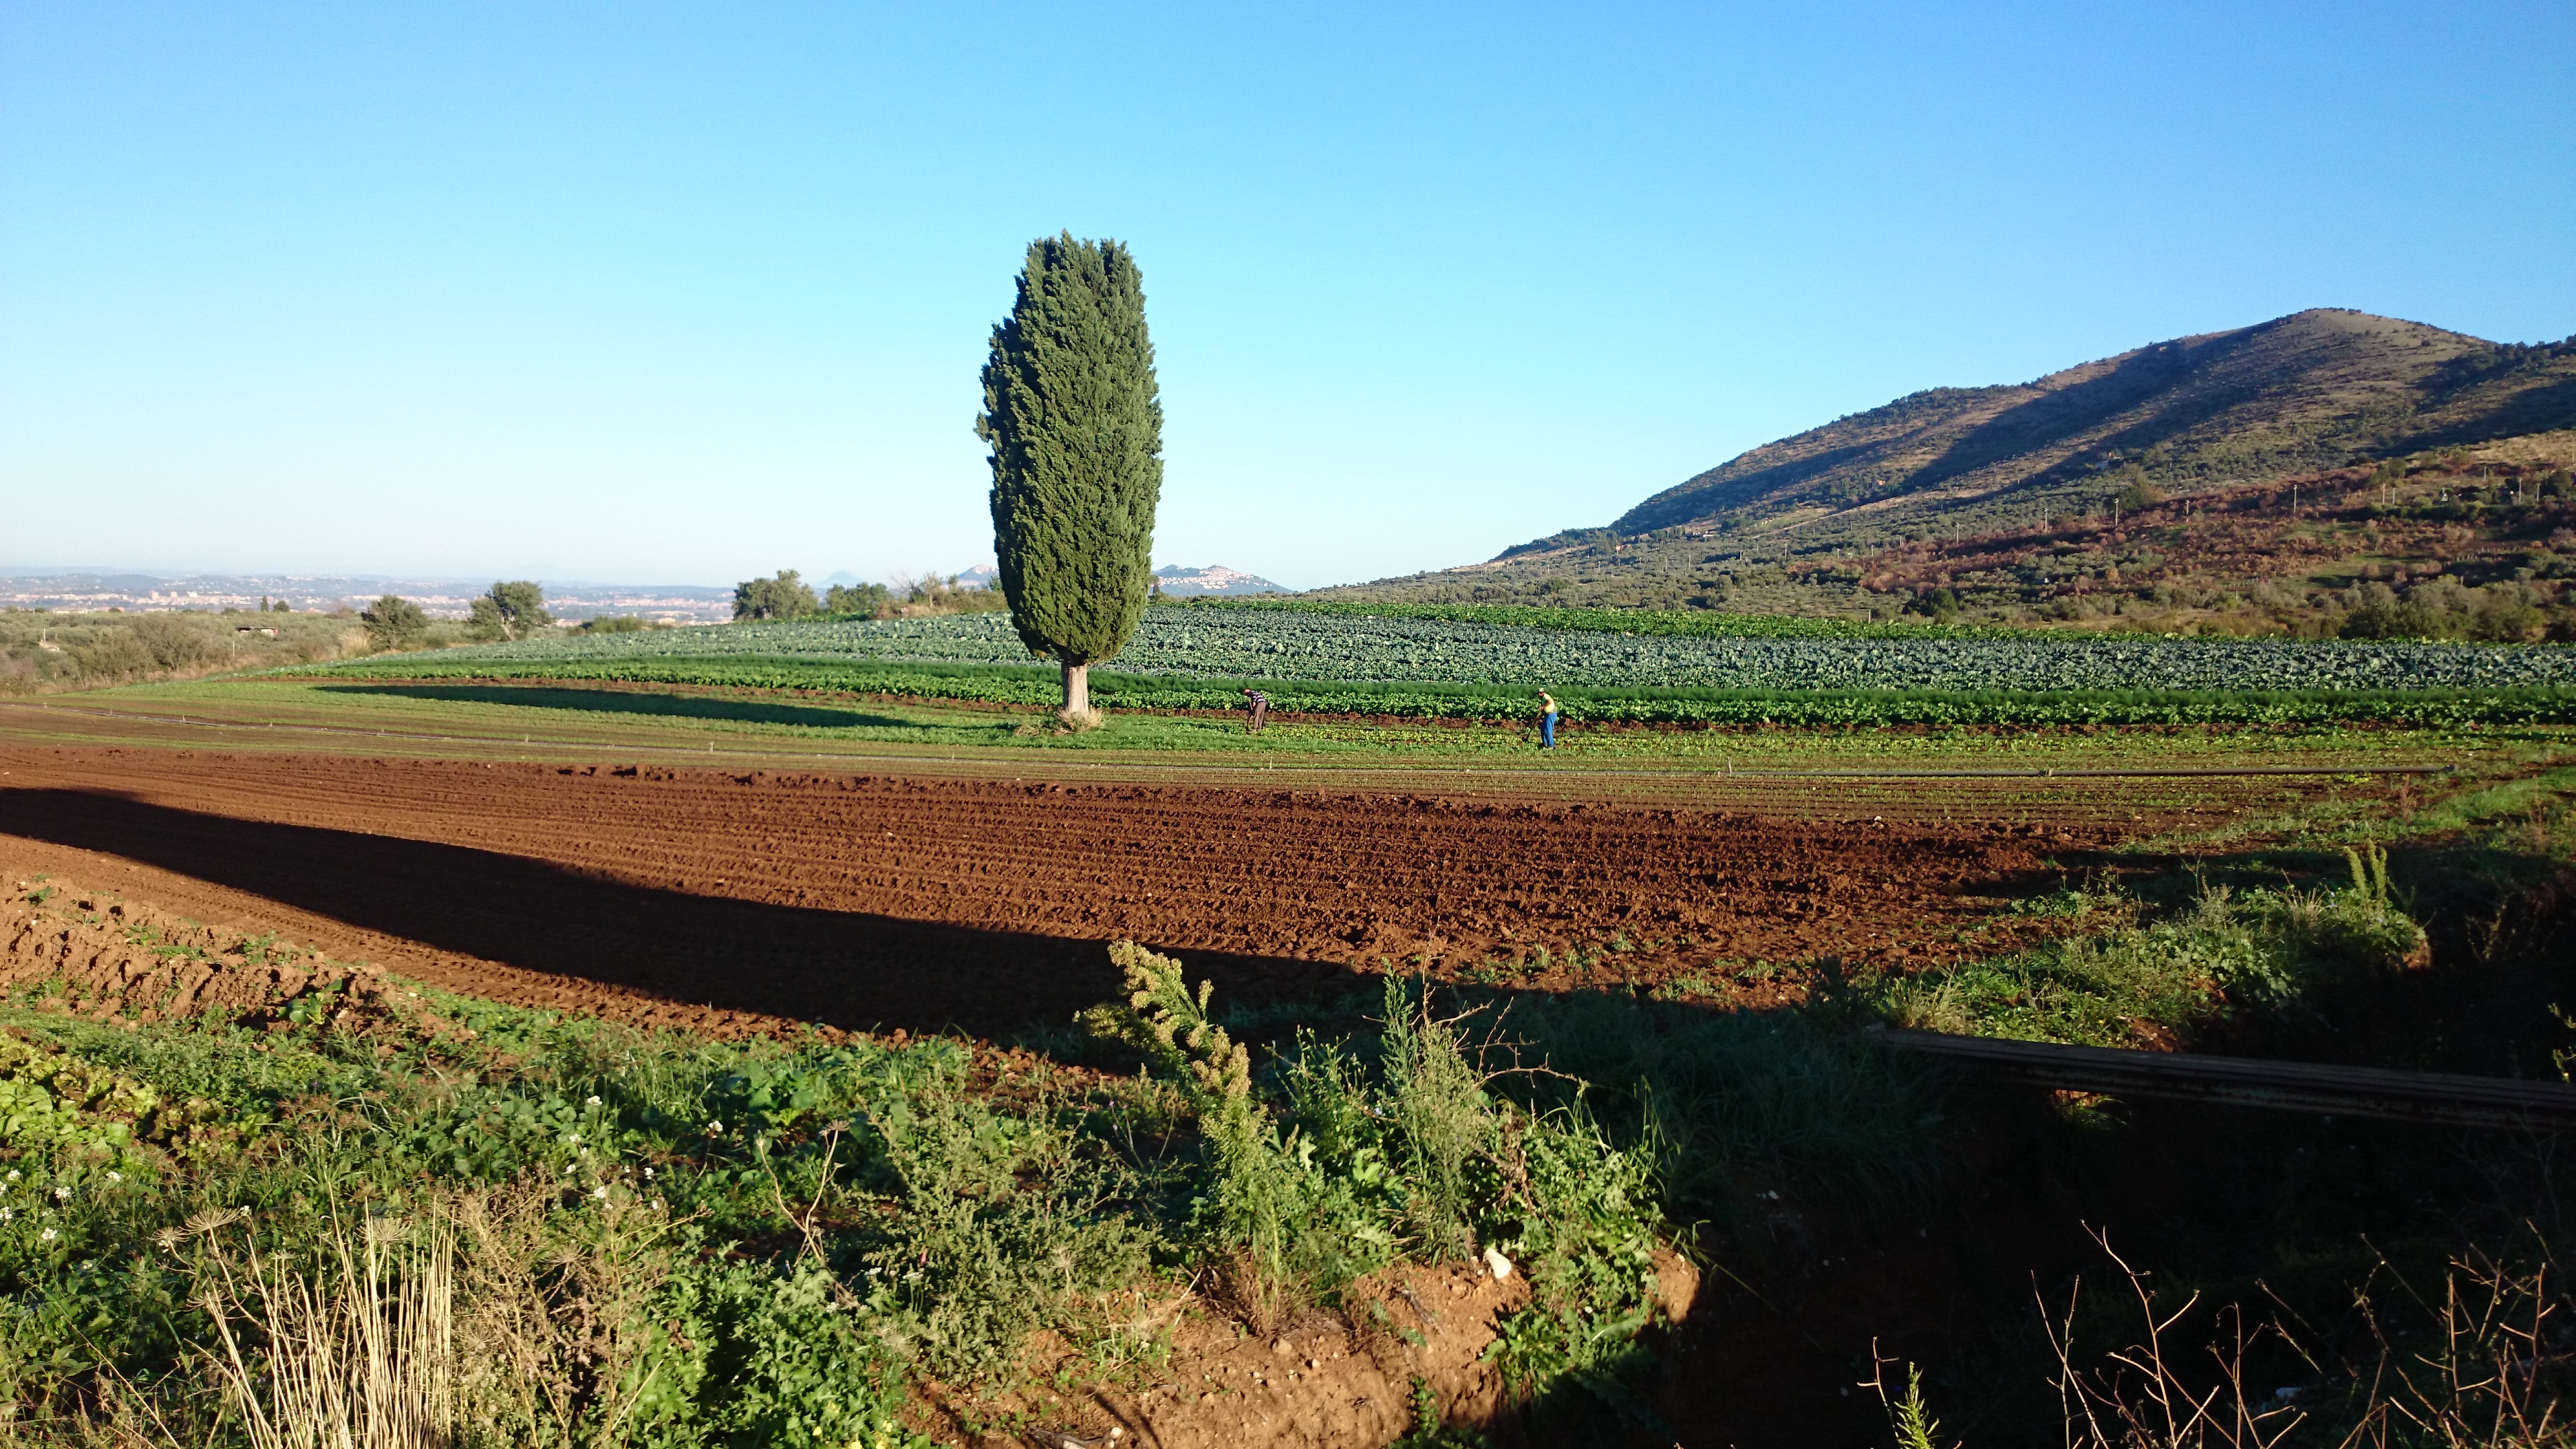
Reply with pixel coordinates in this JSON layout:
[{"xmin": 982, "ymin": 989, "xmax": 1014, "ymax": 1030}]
[
  {"xmin": 371, "ymin": 607, "xmax": 2576, "ymax": 694},
  {"xmin": 311, "ymin": 655, "xmax": 2576, "ymax": 727}
]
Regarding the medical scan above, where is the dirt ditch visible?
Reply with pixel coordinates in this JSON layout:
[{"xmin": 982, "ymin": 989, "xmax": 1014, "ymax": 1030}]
[{"xmin": 937, "ymin": 1255, "xmax": 1699, "ymax": 1448}]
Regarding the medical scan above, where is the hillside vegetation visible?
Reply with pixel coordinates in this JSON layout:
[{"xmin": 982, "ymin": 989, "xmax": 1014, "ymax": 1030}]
[
  {"xmin": 1320, "ymin": 309, "xmax": 2576, "ymax": 624},
  {"xmin": 1, "ymin": 610, "xmax": 370, "ymax": 692}
]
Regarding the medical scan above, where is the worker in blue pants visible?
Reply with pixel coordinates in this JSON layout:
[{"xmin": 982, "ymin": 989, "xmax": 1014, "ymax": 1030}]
[{"xmin": 1538, "ymin": 690, "xmax": 1559, "ymax": 749}]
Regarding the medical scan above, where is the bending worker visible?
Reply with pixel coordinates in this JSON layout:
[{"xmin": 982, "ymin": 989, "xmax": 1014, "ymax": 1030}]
[
  {"xmin": 1538, "ymin": 690, "xmax": 1560, "ymax": 749},
  {"xmin": 1242, "ymin": 687, "xmax": 1269, "ymax": 733}
]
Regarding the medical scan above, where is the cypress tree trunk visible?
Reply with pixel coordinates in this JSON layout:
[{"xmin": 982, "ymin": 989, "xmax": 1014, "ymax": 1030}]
[{"xmin": 979, "ymin": 233, "xmax": 1163, "ymax": 729}]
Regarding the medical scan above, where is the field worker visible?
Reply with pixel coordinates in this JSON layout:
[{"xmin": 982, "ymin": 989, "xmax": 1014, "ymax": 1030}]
[
  {"xmin": 1538, "ymin": 690, "xmax": 1560, "ymax": 749},
  {"xmin": 1241, "ymin": 687, "xmax": 1269, "ymax": 733}
]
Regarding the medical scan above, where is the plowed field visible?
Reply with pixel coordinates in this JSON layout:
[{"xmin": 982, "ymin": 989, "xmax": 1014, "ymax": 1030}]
[{"xmin": 0, "ymin": 745, "xmax": 2096, "ymax": 1036}]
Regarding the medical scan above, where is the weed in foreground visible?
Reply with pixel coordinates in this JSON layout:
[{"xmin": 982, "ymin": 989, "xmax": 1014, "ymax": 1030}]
[
  {"xmin": 856, "ymin": 1083, "xmax": 1156, "ymax": 1386},
  {"xmin": 1856, "ymin": 857, "xmax": 2430, "ymax": 1051},
  {"xmin": 192, "ymin": 1211, "xmax": 453, "ymax": 1449},
  {"xmin": 1890, "ymin": 1229, "xmax": 2576, "ymax": 1448},
  {"xmin": 1084, "ymin": 943, "xmax": 1674, "ymax": 1404},
  {"xmin": 1389, "ymin": 1373, "xmax": 1489, "ymax": 1448},
  {"xmin": 1081, "ymin": 939, "xmax": 1309, "ymax": 1330},
  {"xmin": 1866, "ymin": 1351, "xmax": 1949, "ymax": 1449}
]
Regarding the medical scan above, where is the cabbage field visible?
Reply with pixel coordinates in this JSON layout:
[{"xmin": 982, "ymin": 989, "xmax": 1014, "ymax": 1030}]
[{"xmin": 372, "ymin": 606, "xmax": 2576, "ymax": 694}]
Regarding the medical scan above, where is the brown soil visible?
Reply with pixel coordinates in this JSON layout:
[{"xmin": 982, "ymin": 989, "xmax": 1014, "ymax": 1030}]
[
  {"xmin": 0, "ymin": 746, "xmax": 2097, "ymax": 1038},
  {"xmin": 0, "ymin": 882, "xmax": 461, "ymax": 1040},
  {"xmin": 931, "ymin": 1255, "xmax": 1684, "ymax": 1448},
  {"xmin": 1, "ymin": 694, "xmax": 2349, "ymax": 824}
]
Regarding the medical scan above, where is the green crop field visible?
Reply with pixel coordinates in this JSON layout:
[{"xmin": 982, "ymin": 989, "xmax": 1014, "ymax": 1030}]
[
  {"xmin": 303, "ymin": 602, "xmax": 2576, "ymax": 727},
  {"xmin": 34, "ymin": 675, "xmax": 2532, "ymax": 765},
  {"xmin": 335, "ymin": 604, "xmax": 2576, "ymax": 692}
]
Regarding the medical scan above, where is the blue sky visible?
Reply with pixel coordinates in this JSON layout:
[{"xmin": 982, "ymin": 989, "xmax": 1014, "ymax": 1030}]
[{"xmin": 4, "ymin": 3, "xmax": 2570, "ymax": 590}]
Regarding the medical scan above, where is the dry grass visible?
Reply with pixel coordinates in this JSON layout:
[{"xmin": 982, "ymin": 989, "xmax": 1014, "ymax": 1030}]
[
  {"xmin": 189, "ymin": 1210, "xmax": 455, "ymax": 1449},
  {"xmin": 172, "ymin": 1185, "xmax": 691, "ymax": 1449},
  {"xmin": 441, "ymin": 1186, "xmax": 681, "ymax": 1447},
  {"xmin": 2031, "ymin": 1229, "xmax": 2575, "ymax": 1448}
]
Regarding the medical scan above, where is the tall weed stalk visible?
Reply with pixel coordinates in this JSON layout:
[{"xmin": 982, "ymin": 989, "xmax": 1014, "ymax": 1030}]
[
  {"xmin": 1996, "ymin": 1232, "xmax": 2576, "ymax": 1448},
  {"xmin": 1379, "ymin": 975, "xmax": 1499, "ymax": 1264},
  {"xmin": 1083, "ymin": 942, "xmax": 1305, "ymax": 1328},
  {"xmin": 189, "ymin": 1210, "xmax": 455, "ymax": 1449}
]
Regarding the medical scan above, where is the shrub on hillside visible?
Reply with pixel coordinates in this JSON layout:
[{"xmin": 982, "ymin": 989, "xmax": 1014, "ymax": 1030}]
[
  {"xmin": 64, "ymin": 626, "xmax": 156, "ymax": 681},
  {"xmin": 822, "ymin": 582, "xmax": 892, "ymax": 619},
  {"xmin": 733, "ymin": 571, "xmax": 818, "ymax": 623},
  {"xmin": 361, "ymin": 594, "xmax": 431, "ymax": 650},
  {"xmin": 128, "ymin": 612, "xmax": 220, "ymax": 670},
  {"xmin": 468, "ymin": 582, "xmax": 551, "ymax": 641}
]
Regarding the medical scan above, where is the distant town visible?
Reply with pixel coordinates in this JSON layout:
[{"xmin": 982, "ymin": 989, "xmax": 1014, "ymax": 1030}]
[
  {"xmin": 0, "ymin": 572, "xmax": 742, "ymax": 623},
  {"xmin": 0, "ymin": 562, "xmax": 1283, "ymax": 622}
]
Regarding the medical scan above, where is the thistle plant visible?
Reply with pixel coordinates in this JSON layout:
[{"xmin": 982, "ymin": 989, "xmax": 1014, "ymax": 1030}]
[{"xmin": 1083, "ymin": 941, "xmax": 1299, "ymax": 1327}]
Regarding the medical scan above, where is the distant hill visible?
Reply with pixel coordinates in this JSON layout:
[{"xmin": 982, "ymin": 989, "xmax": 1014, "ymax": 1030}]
[
  {"xmin": 803, "ymin": 563, "xmax": 1283, "ymax": 598},
  {"xmin": 1318, "ymin": 309, "xmax": 2576, "ymax": 617},
  {"xmin": 1155, "ymin": 564, "xmax": 1284, "ymax": 596}
]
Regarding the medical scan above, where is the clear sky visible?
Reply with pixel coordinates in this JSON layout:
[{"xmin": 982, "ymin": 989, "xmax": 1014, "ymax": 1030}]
[{"xmin": 4, "ymin": 2, "xmax": 2571, "ymax": 590}]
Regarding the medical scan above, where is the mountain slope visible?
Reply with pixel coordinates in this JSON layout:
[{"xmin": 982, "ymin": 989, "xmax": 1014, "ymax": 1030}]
[
  {"xmin": 1607, "ymin": 309, "xmax": 2573, "ymax": 542},
  {"xmin": 1317, "ymin": 309, "xmax": 2576, "ymax": 615}
]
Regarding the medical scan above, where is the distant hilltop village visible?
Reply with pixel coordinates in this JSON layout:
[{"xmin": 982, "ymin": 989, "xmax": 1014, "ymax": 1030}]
[
  {"xmin": 1154, "ymin": 564, "xmax": 1284, "ymax": 596},
  {"xmin": 921, "ymin": 563, "xmax": 1281, "ymax": 597}
]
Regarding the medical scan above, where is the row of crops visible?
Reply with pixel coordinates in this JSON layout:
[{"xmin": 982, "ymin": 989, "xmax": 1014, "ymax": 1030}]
[
  {"xmin": 313, "ymin": 653, "xmax": 2576, "ymax": 727},
  {"xmin": 378, "ymin": 608, "xmax": 2576, "ymax": 692},
  {"xmin": 312, "ymin": 607, "xmax": 2576, "ymax": 724}
]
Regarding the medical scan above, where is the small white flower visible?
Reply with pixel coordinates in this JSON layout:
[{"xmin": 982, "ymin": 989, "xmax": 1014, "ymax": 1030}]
[
  {"xmin": 105, "ymin": 1171, "xmax": 121, "ymax": 1183},
  {"xmin": 1, "ymin": 1208, "xmax": 13, "ymax": 1222},
  {"xmin": 590, "ymin": 1185, "xmax": 609, "ymax": 1200},
  {"xmin": 5, "ymin": 1170, "xmax": 18, "ymax": 1181},
  {"xmin": 53, "ymin": 1186, "xmax": 69, "ymax": 1201},
  {"xmin": 707, "ymin": 1120, "xmax": 722, "ymax": 1134},
  {"xmin": 643, "ymin": 1167, "xmax": 654, "ymax": 1180},
  {"xmin": 40, "ymin": 1228, "xmax": 56, "ymax": 1241},
  {"xmin": 585, "ymin": 1095, "xmax": 602, "ymax": 1108}
]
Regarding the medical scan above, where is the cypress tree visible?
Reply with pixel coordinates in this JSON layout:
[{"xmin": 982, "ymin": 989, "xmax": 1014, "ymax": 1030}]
[{"xmin": 978, "ymin": 233, "xmax": 1163, "ymax": 724}]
